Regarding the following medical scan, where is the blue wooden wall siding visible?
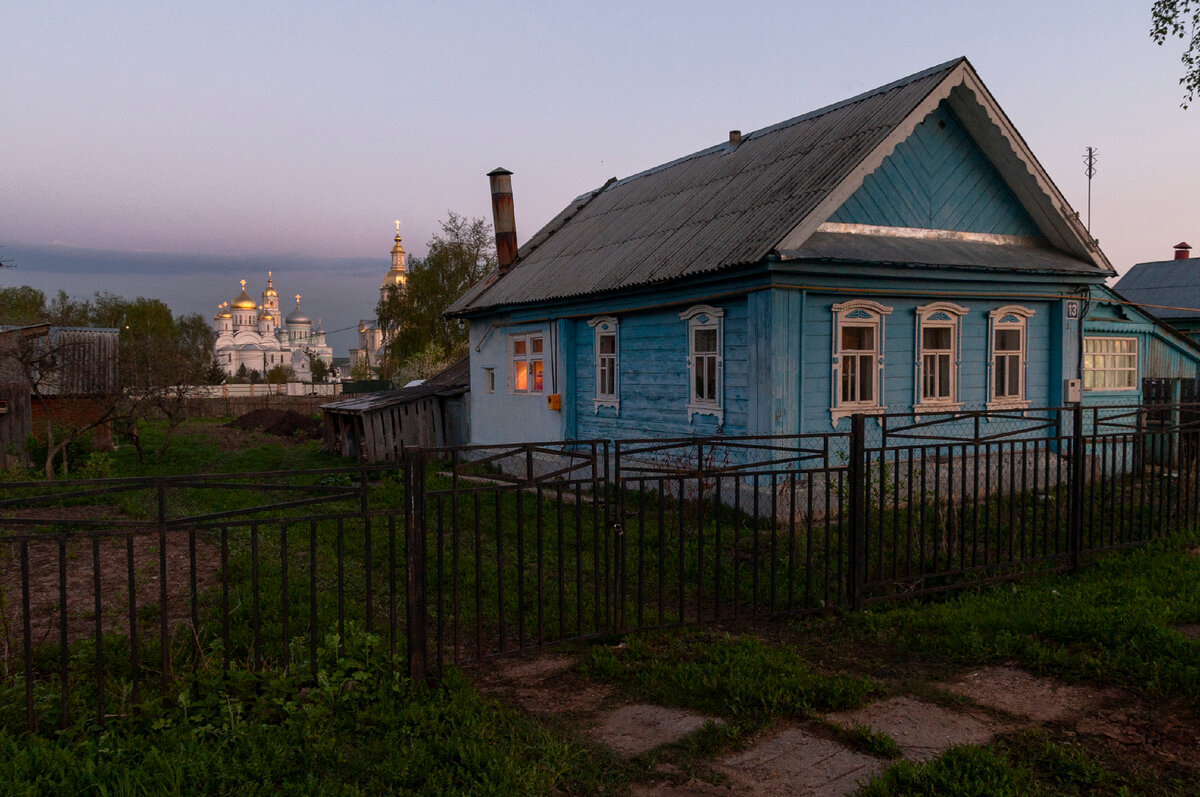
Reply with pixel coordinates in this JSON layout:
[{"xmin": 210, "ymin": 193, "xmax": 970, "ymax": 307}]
[
  {"xmin": 828, "ymin": 103, "xmax": 1042, "ymax": 238},
  {"xmin": 572, "ymin": 298, "xmax": 751, "ymax": 440},
  {"xmin": 801, "ymin": 294, "xmax": 1055, "ymax": 432}
]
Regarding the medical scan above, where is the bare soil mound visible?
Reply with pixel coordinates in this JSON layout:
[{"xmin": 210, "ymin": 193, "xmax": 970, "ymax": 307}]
[{"xmin": 227, "ymin": 409, "xmax": 320, "ymax": 440}]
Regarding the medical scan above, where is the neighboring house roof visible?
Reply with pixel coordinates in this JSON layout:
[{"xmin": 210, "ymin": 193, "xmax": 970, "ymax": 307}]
[
  {"xmin": 321, "ymin": 356, "xmax": 470, "ymax": 414},
  {"xmin": 0, "ymin": 325, "xmax": 119, "ymax": 394},
  {"xmin": 1112, "ymin": 259, "xmax": 1200, "ymax": 320},
  {"xmin": 449, "ymin": 57, "xmax": 1110, "ymax": 316}
]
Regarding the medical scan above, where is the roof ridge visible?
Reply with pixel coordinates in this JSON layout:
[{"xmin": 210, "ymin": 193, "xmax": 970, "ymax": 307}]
[{"xmin": 604, "ymin": 57, "xmax": 966, "ymax": 191}]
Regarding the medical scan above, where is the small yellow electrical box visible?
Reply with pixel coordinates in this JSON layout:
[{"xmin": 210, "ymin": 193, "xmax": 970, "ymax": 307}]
[{"xmin": 546, "ymin": 393, "xmax": 562, "ymax": 411}]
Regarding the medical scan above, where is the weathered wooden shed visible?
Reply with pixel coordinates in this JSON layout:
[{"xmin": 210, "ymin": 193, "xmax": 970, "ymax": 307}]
[
  {"xmin": 0, "ymin": 383, "xmax": 32, "ymax": 467},
  {"xmin": 321, "ymin": 357, "xmax": 469, "ymax": 462}
]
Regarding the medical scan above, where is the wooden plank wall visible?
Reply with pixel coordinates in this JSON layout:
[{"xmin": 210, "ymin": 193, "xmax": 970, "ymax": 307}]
[{"xmin": 0, "ymin": 383, "xmax": 32, "ymax": 465}]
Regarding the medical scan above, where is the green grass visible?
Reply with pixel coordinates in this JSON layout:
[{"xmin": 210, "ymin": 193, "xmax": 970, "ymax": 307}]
[
  {"xmin": 861, "ymin": 731, "xmax": 1199, "ymax": 796},
  {"xmin": 0, "ymin": 631, "xmax": 618, "ymax": 797},
  {"xmin": 840, "ymin": 535, "xmax": 1200, "ymax": 701},
  {"xmin": 579, "ymin": 631, "xmax": 875, "ymax": 720}
]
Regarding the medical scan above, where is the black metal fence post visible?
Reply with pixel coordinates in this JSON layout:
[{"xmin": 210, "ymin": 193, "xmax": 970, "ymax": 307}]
[
  {"xmin": 1070, "ymin": 404, "xmax": 1085, "ymax": 571},
  {"xmin": 404, "ymin": 448, "xmax": 428, "ymax": 682},
  {"xmin": 612, "ymin": 440, "xmax": 623, "ymax": 633},
  {"xmin": 157, "ymin": 479, "xmax": 170, "ymax": 691},
  {"xmin": 848, "ymin": 414, "xmax": 867, "ymax": 611}
]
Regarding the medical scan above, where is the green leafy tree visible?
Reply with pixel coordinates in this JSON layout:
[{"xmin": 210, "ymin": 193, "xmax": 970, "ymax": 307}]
[
  {"xmin": 350, "ymin": 357, "xmax": 375, "ymax": 381},
  {"xmin": 309, "ymin": 355, "xmax": 329, "ymax": 383},
  {"xmin": 376, "ymin": 212, "xmax": 495, "ymax": 373},
  {"xmin": 1152, "ymin": 0, "xmax": 1200, "ymax": 107},
  {"xmin": 266, "ymin": 364, "xmax": 295, "ymax": 384},
  {"xmin": 0, "ymin": 286, "xmax": 49, "ymax": 325}
]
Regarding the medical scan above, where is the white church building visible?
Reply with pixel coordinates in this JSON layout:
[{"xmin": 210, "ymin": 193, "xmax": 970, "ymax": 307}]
[
  {"xmin": 213, "ymin": 273, "xmax": 334, "ymax": 380},
  {"xmin": 349, "ymin": 227, "xmax": 408, "ymax": 368}
]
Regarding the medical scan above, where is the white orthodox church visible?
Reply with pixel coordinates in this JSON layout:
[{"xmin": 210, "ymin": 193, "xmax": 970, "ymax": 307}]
[
  {"xmin": 212, "ymin": 273, "xmax": 334, "ymax": 380},
  {"xmin": 349, "ymin": 227, "xmax": 408, "ymax": 369}
]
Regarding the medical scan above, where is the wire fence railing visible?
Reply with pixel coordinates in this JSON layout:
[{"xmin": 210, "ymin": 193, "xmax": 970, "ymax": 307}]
[{"xmin": 5, "ymin": 403, "xmax": 1200, "ymax": 733}]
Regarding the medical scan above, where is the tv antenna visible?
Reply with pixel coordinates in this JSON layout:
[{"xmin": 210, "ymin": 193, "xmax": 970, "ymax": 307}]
[{"xmin": 1083, "ymin": 147, "xmax": 1098, "ymax": 233}]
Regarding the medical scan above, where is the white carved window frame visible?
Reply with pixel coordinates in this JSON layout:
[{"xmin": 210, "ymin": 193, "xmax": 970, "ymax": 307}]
[
  {"xmin": 588, "ymin": 316, "xmax": 620, "ymax": 412},
  {"xmin": 510, "ymin": 332, "xmax": 545, "ymax": 395},
  {"xmin": 914, "ymin": 302, "xmax": 968, "ymax": 412},
  {"xmin": 679, "ymin": 304, "xmax": 724, "ymax": 423},
  {"xmin": 987, "ymin": 305, "xmax": 1034, "ymax": 410},
  {"xmin": 831, "ymin": 299, "xmax": 892, "ymax": 425}
]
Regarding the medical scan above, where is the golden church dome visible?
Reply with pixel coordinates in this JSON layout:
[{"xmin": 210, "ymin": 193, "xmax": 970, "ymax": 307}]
[
  {"xmin": 231, "ymin": 279, "xmax": 256, "ymax": 309},
  {"xmin": 262, "ymin": 271, "xmax": 278, "ymax": 298}
]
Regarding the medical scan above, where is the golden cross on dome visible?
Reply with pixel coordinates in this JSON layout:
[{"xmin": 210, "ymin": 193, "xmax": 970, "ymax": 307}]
[
  {"xmin": 295, "ymin": 294, "xmax": 301, "ymax": 305},
  {"xmin": 395, "ymin": 219, "xmax": 401, "ymax": 234},
  {"xmin": 240, "ymin": 279, "xmax": 246, "ymax": 290}
]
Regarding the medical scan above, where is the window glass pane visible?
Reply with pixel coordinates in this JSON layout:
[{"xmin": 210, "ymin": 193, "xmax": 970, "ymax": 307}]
[
  {"xmin": 513, "ymin": 338, "xmax": 526, "ymax": 356},
  {"xmin": 694, "ymin": 356, "xmax": 705, "ymax": 399},
  {"xmin": 858, "ymin": 354, "xmax": 873, "ymax": 401},
  {"xmin": 1006, "ymin": 356, "xmax": 1020, "ymax": 396},
  {"xmin": 514, "ymin": 361, "xmax": 527, "ymax": 391},
  {"xmin": 705, "ymin": 356, "xmax": 717, "ymax": 400},
  {"xmin": 530, "ymin": 336, "xmax": 543, "ymax": 354},
  {"xmin": 996, "ymin": 329, "xmax": 1021, "ymax": 351},
  {"xmin": 923, "ymin": 326, "xmax": 951, "ymax": 350},
  {"xmin": 937, "ymin": 355, "xmax": 951, "ymax": 397},
  {"xmin": 842, "ymin": 325, "xmax": 873, "ymax": 351},
  {"xmin": 841, "ymin": 357, "xmax": 855, "ymax": 403},
  {"xmin": 694, "ymin": 328, "xmax": 717, "ymax": 354},
  {"xmin": 532, "ymin": 359, "xmax": 543, "ymax": 391},
  {"xmin": 599, "ymin": 334, "xmax": 615, "ymax": 354}
]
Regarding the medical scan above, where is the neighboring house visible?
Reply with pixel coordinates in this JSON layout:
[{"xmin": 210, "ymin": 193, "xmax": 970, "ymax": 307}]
[
  {"xmin": 447, "ymin": 58, "xmax": 1114, "ymax": 448},
  {"xmin": 0, "ymin": 323, "xmax": 120, "ymax": 451},
  {"xmin": 1082, "ymin": 284, "xmax": 1200, "ymax": 407},
  {"xmin": 321, "ymin": 356, "xmax": 469, "ymax": 462},
  {"xmin": 1111, "ymin": 243, "xmax": 1200, "ymax": 341}
]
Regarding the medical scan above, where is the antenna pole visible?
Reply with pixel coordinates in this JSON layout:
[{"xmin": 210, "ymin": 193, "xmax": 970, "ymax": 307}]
[{"xmin": 1083, "ymin": 146, "xmax": 1098, "ymax": 233}]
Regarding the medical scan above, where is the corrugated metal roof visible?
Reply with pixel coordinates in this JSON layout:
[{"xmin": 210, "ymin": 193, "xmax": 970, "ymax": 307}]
[
  {"xmin": 780, "ymin": 232, "xmax": 1099, "ymax": 274},
  {"xmin": 448, "ymin": 57, "xmax": 1108, "ymax": 316},
  {"xmin": 1113, "ymin": 259, "xmax": 1200, "ymax": 319},
  {"xmin": 448, "ymin": 59, "xmax": 965, "ymax": 315}
]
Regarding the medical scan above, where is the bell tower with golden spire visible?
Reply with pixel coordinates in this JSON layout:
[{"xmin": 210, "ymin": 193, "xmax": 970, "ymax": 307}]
[
  {"xmin": 380, "ymin": 219, "xmax": 407, "ymax": 303},
  {"xmin": 261, "ymin": 271, "xmax": 281, "ymax": 325}
]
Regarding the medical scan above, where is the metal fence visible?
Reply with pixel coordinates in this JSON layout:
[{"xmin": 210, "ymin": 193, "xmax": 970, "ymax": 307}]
[{"xmin": 5, "ymin": 402, "xmax": 1200, "ymax": 733}]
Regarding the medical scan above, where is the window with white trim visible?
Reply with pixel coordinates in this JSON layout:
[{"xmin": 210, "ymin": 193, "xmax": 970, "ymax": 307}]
[
  {"xmin": 988, "ymin": 306, "xmax": 1034, "ymax": 408},
  {"xmin": 679, "ymin": 305, "xmax": 724, "ymax": 422},
  {"xmin": 832, "ymin": 300, "xmax": 892, "ymax": 423},
  {"xmin": 1083, "ymin": 337, "xmax": 1137, "ymax": 390},
  {"xmin": 511, "ymin": 333, "xmax": 544, "ymax": 394},
  {"xmin": 483, "ymin": 367, "xmax": 495, "ymax": 393},
  {"xmin": 915, "ymin": 303, "xmax": 968, "ymax": 410},
  {"xmin": 587, "ymin": 316, "xmax": 619, "ymax": 411}
]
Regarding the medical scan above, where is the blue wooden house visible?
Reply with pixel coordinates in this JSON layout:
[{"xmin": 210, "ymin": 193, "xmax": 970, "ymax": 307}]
[{"xmin": 448, "ymin": 58, "xmax": 1115, "ymax": 446}]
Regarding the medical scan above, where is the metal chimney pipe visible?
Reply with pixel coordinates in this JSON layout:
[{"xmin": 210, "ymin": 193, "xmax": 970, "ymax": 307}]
[
  {"xmin": 488, "ymin": 168, "xmax": 518, "ymax": 273},
  {"xmin": 1174, "ymin": 241, "xmax": 1192, "ymax": 260}
]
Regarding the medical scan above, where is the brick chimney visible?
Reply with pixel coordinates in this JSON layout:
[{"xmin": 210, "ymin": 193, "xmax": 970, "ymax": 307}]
[
  {"xmin": 1175, "ymin": 241, "xmax": 1192, "ymax": 260},
  {"xmin": 488, "ymin": 168, "xmax": 518, "ymax": 274}
]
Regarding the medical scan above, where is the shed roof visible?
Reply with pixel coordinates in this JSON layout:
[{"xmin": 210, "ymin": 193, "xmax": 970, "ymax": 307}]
[
  {"xmin": 321, "ymin": 356, "xmax": 469, "ymax": 414},
  {"xmin": 449, "ymin": 57, "xmax": 1110, "ymax": 316},
  {"xmin": 1112, "ymin": 259, "xmax": 1200, "ymax": 320}
]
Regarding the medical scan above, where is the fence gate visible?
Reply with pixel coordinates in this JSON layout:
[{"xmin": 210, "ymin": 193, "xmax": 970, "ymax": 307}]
[{"xmin": 414, "ymin": 441, "xmax": 613, "ymax": 670}]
